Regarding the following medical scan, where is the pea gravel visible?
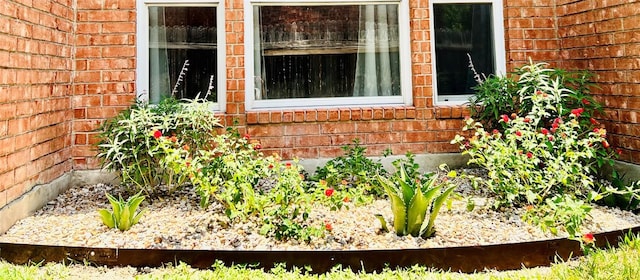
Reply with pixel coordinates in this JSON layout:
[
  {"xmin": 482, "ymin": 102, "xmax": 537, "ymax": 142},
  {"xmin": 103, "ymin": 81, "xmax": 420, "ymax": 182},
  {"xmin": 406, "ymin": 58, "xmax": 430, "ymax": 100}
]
[{"xmin": 2, "ymin": 180, "xmax": 640, "ymax": 251}]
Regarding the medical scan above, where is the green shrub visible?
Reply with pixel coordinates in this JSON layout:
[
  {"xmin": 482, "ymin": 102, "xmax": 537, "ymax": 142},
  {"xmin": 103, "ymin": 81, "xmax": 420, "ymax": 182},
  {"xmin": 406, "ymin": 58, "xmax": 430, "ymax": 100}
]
[
  {"xmin": 159, "ymin": 128, "xmax": 322, "ymax": 241},
  {"xmin": 96, "ymin": 97, "xmax": 220, "ymax": 193},
  {"xmin": 311, "ymin": 139, "xmax": 390, "ymax": 199},
  {"xmin": 453, "ymin": 61, "xmax": 614, "ymax": 237}
]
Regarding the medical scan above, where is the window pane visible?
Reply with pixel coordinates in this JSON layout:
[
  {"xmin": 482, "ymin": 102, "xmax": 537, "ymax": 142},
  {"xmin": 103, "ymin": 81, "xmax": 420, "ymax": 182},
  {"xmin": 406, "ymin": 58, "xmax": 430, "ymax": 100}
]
[
  {"xmin": 434, "ymin": 3, "xmax": 494, "ymax": 96},
  {"xmin": 149, "ymin": 7, "xmax": 217, "ymax": 103},
  {"xmin": 253, "ymin": 5, "xmax": 401, "ymax": 100}
]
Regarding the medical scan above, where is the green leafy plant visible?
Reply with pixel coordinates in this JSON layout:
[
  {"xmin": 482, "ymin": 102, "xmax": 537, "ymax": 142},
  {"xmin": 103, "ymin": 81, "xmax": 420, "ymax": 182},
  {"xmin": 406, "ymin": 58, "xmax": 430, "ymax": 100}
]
[
  {"xmin": 375, "ymin": 164, "xmax": 456, "ymax": 238},
  {"xmin": 96, "ymin": 97, "xmax": 220, "ymax": 193},
  {"xmin": 599, "ymin": 170, "xmax": 640, "ymax": 212},
  {"xmin": 311, "ymin": 139, "xmax": 390, "ymax": 199},
  {"xmin": 98, "ymin": 191, "xmax": 148, "ymax": 231},
  {"xmin": 452, "ymin": 61, "xmax": 620, "ymax": 238},
  {"xmin": 160, "ymin": 127, "xmax": 323, "ymax": 241}
]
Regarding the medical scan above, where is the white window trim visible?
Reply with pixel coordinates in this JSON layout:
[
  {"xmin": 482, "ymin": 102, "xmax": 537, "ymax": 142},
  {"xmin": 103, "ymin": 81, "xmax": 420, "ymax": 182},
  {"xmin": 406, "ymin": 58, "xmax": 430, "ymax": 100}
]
[
  {"xmin": 430, "ymin": 0, "xmax": 506, "ymax": 106},
  {"xmin": 244, "ymin": 0, "xmax": 413, "ymax": 111},
  {"xmin": 136, "ymin": 0, "xmax": 226, "ymax": 112}
]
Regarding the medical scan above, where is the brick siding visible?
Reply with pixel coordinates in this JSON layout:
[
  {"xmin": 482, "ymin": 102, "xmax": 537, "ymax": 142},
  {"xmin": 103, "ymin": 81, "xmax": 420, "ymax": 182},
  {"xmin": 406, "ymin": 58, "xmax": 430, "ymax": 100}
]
[{"xmin": 0, "ymin": 0, "xmax": 74, "ymax": 208}]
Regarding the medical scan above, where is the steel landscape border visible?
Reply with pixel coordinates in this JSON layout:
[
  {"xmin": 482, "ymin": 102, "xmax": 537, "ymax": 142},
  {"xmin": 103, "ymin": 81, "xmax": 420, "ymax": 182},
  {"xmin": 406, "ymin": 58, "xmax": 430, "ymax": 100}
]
[{"xmin": 1, "ymin": 226, "xmax": 639, "ymax": 274}]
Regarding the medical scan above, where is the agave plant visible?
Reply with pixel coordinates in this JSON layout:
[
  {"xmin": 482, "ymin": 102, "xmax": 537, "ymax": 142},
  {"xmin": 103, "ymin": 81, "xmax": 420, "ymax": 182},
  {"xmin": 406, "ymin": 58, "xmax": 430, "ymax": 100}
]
[
  {"xmin": 376, "ymin": 164, "xmax": 456, "ymax": 238},
  {"xmin": 98, "ymin": 191, "xmax": 148, "ymax": 231}
]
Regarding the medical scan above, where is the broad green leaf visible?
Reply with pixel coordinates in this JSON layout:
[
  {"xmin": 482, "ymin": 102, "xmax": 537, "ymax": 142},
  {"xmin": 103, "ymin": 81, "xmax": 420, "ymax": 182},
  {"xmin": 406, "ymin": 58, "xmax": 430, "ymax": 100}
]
[
  {"xmin": 118, "ymin": 207, "xmax": 131, "ymax": 231},
  {"xmin": 422, "ymin": 185, "xmax": 456, "ymax": 238},
  {"xmin": 406, "ymin": 187, "xmax": 428, "ymax": 237},
  {"xmin": 97, "ymin": 209, "xmax": 115, "ymax": 229},
  {"xmin": 132, "ymin": 208, "xmax": 148, "ymax": 225}
]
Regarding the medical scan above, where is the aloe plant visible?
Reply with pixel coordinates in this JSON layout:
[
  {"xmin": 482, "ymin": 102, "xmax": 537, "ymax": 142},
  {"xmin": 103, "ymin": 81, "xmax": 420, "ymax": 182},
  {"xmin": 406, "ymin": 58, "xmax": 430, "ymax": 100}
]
[
  {"xmin": 376, "ymin": 165, "xmax": 456, "ymax": 238},
  {"xmin": 98, "ymin": 191, "xmax": 148, "ymax": 231}
]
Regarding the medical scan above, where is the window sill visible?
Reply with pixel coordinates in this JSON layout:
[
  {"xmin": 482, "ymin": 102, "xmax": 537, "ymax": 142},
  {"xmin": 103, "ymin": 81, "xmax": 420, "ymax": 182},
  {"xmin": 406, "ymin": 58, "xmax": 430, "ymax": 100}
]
[{"xmin": 246, "ymin": 107, "xmax": 416, "ymax": 124}]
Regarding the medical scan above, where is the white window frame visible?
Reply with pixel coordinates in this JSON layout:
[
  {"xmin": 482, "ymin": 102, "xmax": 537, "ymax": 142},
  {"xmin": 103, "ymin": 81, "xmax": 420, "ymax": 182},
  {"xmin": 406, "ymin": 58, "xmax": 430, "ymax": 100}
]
[
  {"xmin": 430, "ymin": 0, "xmax": 506, "ymax": 106},
  {"xmin": 136, "ymin": 0, "xmax": 226, "ymax": 112},
  {"xmin": 244, "ymin": 0, "xmax": 413, "ymax": 110}
]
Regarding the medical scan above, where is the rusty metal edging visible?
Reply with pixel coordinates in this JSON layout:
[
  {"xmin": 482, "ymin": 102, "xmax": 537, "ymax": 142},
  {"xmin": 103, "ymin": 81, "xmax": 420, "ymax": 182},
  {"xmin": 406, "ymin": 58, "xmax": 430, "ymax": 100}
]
[{"xmin": 2, "ymin": 226, "xmax": 639, "ymax": 273}]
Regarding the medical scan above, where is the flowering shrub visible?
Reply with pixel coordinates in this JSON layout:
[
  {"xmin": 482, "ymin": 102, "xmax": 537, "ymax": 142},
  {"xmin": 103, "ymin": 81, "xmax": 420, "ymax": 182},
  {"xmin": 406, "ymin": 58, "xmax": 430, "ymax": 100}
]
[
  {"xmin": 311, "ymin": 139, "xmax": 390, "ymax": 200},
  {"xmin": 97, "ymin": 97, "xmax": 221, "ymax": 193},
  {"xmin": 159, "ymin": 128, "xmax": 323, "ymax": 241},
  {"xmin": 453, "ymin": 61, "xmax": 616, "ymax": 238}
]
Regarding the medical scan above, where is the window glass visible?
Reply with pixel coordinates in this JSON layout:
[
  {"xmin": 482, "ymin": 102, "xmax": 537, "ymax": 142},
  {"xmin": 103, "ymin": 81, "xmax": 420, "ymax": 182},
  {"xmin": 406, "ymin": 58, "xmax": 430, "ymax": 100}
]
[
  {"xmin": 253, "ymin": 5, "xmax": 401, "ymax": 100},
  {"xmin": 148, "ymin": 7, "xmax": 218, "ymax": 103},
  {"xmin": 433, "ymin": 3, "xmax": 495, "ymax": 97}
]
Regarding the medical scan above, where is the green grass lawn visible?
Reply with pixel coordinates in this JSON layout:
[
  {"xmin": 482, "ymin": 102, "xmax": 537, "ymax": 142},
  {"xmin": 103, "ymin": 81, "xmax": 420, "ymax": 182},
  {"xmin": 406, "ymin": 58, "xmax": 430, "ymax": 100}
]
[{"xmin": 2, "ymin": 235, "xmax": 640, "ymax": 280}]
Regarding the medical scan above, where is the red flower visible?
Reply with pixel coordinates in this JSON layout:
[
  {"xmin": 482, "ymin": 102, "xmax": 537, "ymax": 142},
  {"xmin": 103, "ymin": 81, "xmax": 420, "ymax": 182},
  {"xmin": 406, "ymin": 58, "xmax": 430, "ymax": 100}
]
[
  {"xmin": 593, "ymin": 128, "xmax": 600, "ymax": 133},
  {"xmin": 325, "ymin": 222, "xmax": 333, "ymax": 231},
  {"xmin": 582, "ymin": 98, "xmax": 590, "ymax": 105},
  {"xmin": 153, "ymin": 130, "xmax": 162, "ymax": 139},
  {"xmin": 343, "ymin": 196, "xmax": 350, "ymax": 203},
  {"xmin": 501, "ymin": 114, "xmax": 509, "ymax": 123},
  {"xmin": 571, "ymin": 108, "xmax": 585, "ymax": 117},
  {"xmin": 515, "ymin": 131, "xmax": 522, "ymax": 137},
  {"xmin": 185, "ymin": 161, "xmax": 191, "ymax": 167},
  {"xmin": 541, "ymin": 128, "xmax": 549, "ymax": 135},
  {"xmin": 548, "ymin": 135, "xmax": 554, "ymax": 141},
  {"xmin": 582, "ymin": 233, "xmax": 595, "ymax": 244},
  {"xmin": 617, "ymin": 148, "xmax": 623, "ymax": 156},
  {"xmin": 183, "ymin": 144, "xmax": 190, "ymax": 151},
  {"xmin": 325, "ymin": 188, "xmax": 334, "ymax": 197},
  {"xmin": 243, "ymin": 134, "xmax": 250, "ymax": 140},
  {"xmin": 492, "ymin": 129, "xmax": 500, "ymax": 135},
  {"xmin": 511, "ymin": 113, "xmax": 518, "ymax": 119},
  {"xmin": 602, "ymin": 141, "xmax": 610, "ymax": 148},
  {"xmin": 253, "ymin": 144, "xmax": 262, "ymax": 150},
  {"xmin": 526, "ymin": 152, "xmax": 533, "ymax": 159},
  {"xmin": 285, "ymin": 162, "xmax": 292, "ymax": 169},
  {"xmin": 590, "ymin": 118, "xmax": 598, "ymax": 125},
  {"xmin": 268, "ymin": 164, "xmax": 274, "ymax": 169},
  {"xmin": 523, "ymin": 117, "xmax": 531, "ymax": 123}
]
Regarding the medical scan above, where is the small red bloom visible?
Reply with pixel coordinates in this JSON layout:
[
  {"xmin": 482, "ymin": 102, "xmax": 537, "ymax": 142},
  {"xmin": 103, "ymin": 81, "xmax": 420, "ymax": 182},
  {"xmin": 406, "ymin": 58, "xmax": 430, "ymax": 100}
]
[
  {"xmin": 325, "ymin": 222, "xmax": 333, "ymax": 231},
  {"xmin": 343, "ymin": 196, "xmax": 350, "ymax": 203},
  {"xmin": 185, "ymin": 161, "xmax": 191, "ymax": 167},
  {"xmin": 183, "ymin": 144, "xmax": 190, "ymax": 151},
  {"xmin": 602, "ymin": 141, "xmax": 610, "ymax": 148},
  {"xmin": 501, "ymin": 114, "xmax": 509, "ymax": 123},
  {"xmin": 526, "ymin": 151, "xmax": 533, "ymax": 159},
  {"xmin": 325, "ymin": 188, "xmax": 334, "ymax": 197},
  {"xmin": 571, "ymin": 108, "xmax": 585, "ymax": 117},
  {"xmin": 285, "ymin": 162, "xmax": 292, "ymax": 169},
  {"xmin": 492, "ymin": 129, "xmax": 500, "ymax": 135},
  {"xmin": 253, "ymin": 144, "xmax": 262, "ymax": 150},
  {"xmin": 523, "ymin": 117, "xmax": 531, "ymax": 123},
  {"xmin": 268, "ymin": 164, "xmax": 274, "ymax": 169},
  {"xmin": 515, "ymin": 131, "xmax": 522, "ymax": 137},
  {"xmin": 617, "ymin": 148, "xmax": 623, "ymax": 156},
  {"xmin": 582, "ymin": 98, "xmax": 590, "ymax": 105},
  {"xmin": 590, "ymin": 118, "xmax": 598, "ymax": 125},
  {"xmin": 511, "ymin": 113, "xmax": 518, "ymax": 119},
  {"xmin": 593, "ymin": 128, "xmax": 600, "ymax": 133},
  {"xmin": 582, "ymin": 233, "xmax": 595, "ymax": 244},
  {"xmin": 243, "ymin": 134, "xmax": 250, "ymax": 140},
  {"xmin": 548, "ymin": 135, "xmax": 554, "ymax": 141},
  {"xmin": 153, "ymin": 130, "xmax": 162, "ymax": 139},
  {"xmin": 541, "ymin": 128, "xmax": 549, "ymax": 135}
]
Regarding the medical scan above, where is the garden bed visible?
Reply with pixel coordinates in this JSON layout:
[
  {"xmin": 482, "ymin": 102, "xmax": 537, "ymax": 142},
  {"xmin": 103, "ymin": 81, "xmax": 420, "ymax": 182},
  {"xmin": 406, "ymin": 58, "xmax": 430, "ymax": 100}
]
[{"xmin": 2, "ymin": 179, "xmax": 639, "ymax": 252}]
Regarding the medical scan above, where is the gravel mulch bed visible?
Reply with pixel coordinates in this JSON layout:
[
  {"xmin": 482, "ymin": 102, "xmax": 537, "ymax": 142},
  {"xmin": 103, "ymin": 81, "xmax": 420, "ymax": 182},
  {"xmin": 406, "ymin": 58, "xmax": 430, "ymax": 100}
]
[{"xmin": 2, "ymin": 174, "xmax": 640, "ymax": 251}]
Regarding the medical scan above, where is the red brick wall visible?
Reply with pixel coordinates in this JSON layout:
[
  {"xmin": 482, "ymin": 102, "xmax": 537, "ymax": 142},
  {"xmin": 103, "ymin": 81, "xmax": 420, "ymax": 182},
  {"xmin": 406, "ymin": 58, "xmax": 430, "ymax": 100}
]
[
  {"xmin": 557, "ymin": 0, "xmax": 640, "ymax": 163},
  {"xmin": 72, "ymin": 0, "xmax": 137, "ymax": 169},
  {"xmin": 0, "ymin": 0, "xmax": 74, "ymax": 208}
]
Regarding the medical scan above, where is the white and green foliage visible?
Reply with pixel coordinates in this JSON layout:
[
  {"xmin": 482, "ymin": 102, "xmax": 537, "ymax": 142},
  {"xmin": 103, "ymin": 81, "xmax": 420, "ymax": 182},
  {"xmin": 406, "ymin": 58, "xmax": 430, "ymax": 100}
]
[
  {"xmin": 96, "ymin": 97, "xmax": 221, "ymax": 193},
  {"xmin": 376, "ymin": 164, "xmax": 456, "ymax": 238},
  {"xmin": 98, "ymin": 191, "xmax": 148, "ymax": 231}
]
